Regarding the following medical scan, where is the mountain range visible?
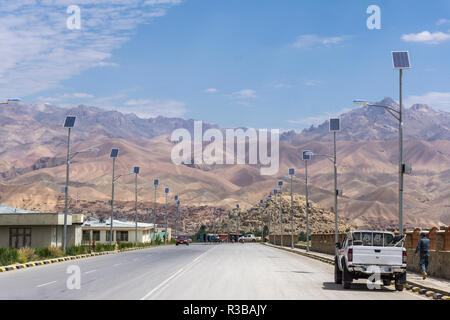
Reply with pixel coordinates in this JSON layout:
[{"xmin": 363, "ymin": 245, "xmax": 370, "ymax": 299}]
[{"xmin": 0, "ymin": 98, "xmax": 448, "ymax": 232}]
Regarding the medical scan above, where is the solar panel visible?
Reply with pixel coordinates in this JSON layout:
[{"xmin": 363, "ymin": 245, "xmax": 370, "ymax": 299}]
[
  {"xmin": 260, "ymin": 200, "xmax": 264, "ymax": 204},
  {"xmin": 64, "ymin": 116, "xmax": 76, "ymax": 128},
  {"xmin": 329, "ymin": 118, "xmax": 340, "ymax": 132},
  {"xmin": 154, "ymin": 179, "xmax": 159, "ymax": 186},
  {"xmin": 174, "ymin": 195, "xmax": 178, "ymax": 201},
  {"xmin": 110, "ymin": 148, "xmax": 119, "ymax": 158},
  {"xmin": 133, "ymin": 167, "xmax": 140, "ymax": 174},
  {"xmin": 165, "ymin": 187, "xmax": 169, "ymax": 194},
  {"xmin": 392, "ymin": 51, "xmax": 410, "ymax": 69},
  {"xmin": 289, "ymin": 168, "xmax": 295, "ymax": 175},
  {"xmin": 302, "ymin": 151, "xmax": 312, "ymax": 161},
  {"xmin": 273, "ymin": 189, "xmax": 278, "ymax": 195},
  {"xmin": 267, "ymin": 196, "xmax": 271, "ymax": 200},
  {"xmin": 236, "ymin": 204, "xmax": 239, "ymax": 209}
]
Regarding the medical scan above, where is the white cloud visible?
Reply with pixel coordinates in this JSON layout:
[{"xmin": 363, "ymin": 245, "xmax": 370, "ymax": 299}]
[
  {"xmin": 304, "ymin": 80, "xmax": 322, "ymax": 87},
  {"xmin": 122, "ymin": 99, "xmax": 187, "ymax": 118},
  {"xmin": 405, "ymin": 92, "xmax": 450, "ymax": 111},
  {"xmin": 292, "ymin": 34, "xmax": 351, "ymax": 49},
  {"xmin": 205, "ymin": 88, "xmax": 218, "ymax": 93},
  {"xmin": 0, "ymin": 0, "xmax": 181, "ymax": 99},
  {"xmin": 402, "ymin": 31, "xmax": 450, "ymax": 44},
  {"xmin": 232, "ymin": 89, "xmax": 257, "ymax": 99},
  {"xmin": 436, "ymin": 19, "xmax": 450, "ymax": 26}
]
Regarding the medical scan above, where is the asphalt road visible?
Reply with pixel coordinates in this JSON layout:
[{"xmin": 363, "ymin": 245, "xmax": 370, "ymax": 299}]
[{"xmin": 0, "ymin": 243, "xmax": 424, "ymax": 300}]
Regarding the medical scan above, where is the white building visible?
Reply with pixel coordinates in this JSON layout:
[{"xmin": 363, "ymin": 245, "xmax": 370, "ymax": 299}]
[
  {"xmin": 0, "ymin": 206, "xmax": 83, "ymax": 249},
  {"xmin": 81, "ymin": 218, "xmax": 171, "ymax": 244}
]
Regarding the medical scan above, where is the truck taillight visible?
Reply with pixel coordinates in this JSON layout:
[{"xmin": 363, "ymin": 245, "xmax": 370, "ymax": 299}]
[
  {"xmin": 348, "ymin": 248, "xmax": 353, "ymax": 262},
  {"xmin": 402, "ymin": 250, "xmax": 407, "ymax": 264}
]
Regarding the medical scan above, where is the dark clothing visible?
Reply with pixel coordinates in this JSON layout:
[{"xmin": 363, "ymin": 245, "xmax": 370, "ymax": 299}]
[
  {"xmin": 415, "ymin": 238, "xmax": 430, "ymax": 257},
  {"xmin": 415, "ymin": 237, "xmax": 430, "ymax": 273},
  {"xmin": 419, "ymin": 255, "xmax": 429, "ymax": 272}
]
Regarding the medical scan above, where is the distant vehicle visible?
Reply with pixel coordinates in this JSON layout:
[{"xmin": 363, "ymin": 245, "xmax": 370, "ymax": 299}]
[
  {"xmin": 239, "ymin": 234, "xmax": 257, "ymax": 243},
  {"xmin": 335, "ymin": 230, "xmax": 407, "ymax": 290},
  {"xmin": 176, "ymin": 235, "xmax": 191, "ymax": 246},
  {"xmin": 214, "ymin": 236, "xmax": 222, "ymax": 243}
]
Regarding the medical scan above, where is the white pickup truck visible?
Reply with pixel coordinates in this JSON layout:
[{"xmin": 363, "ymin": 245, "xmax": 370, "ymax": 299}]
[
  {"xmin": 335, "ymin": 230, "xmax": 407, "ymax": 290},
  {"xmin": 239, "ymin": 234, "xmax": 258, "ymax": 243}
]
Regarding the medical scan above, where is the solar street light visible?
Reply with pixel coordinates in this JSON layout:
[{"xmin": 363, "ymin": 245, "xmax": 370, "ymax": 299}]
[
  {"xmin": 164, "ymin": 187, "xmax": 170, "ymax": 244},
  {"xmin": 133, "ymin": 166, "xmax": 140, "ymax": 245},
  {"xmin": 353, "ymin": 51, "xmax": 411, "ymax": 235},
  {"xmin": 62, "ymin": 116, "xmax": 77, "ymax": 252},
  {"xmin": 303, "ymin": 150, "xmax": 311, "ymax": 252},
  {"xmin": 152, "ymin": 179, "xmax": 159, "ymax": 243},
  {"xmin": 288, "ymin": 169, "xmax": 295, "ymax": 249}
]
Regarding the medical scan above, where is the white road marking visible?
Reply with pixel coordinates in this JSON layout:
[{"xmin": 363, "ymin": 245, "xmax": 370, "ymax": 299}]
[
  {"xmin": 140, "ymin": 248, "xmax": 214, "ymax": 300},
  {"xmin": 85, "ymin": 270, "xmax": 97, "ymax": 274},
  {"xmin": 37, "ymin": 281, "xmax": 56, "ymax": 288},
  {"xmin": 113, "ymin": 263, "xmax": 122, "ymax": 267}
]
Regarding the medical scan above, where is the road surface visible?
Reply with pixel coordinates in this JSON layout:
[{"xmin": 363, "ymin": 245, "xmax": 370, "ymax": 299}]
[{"xmin": 0, "ymin": 243, "xmax": 424, "ymax": 300}]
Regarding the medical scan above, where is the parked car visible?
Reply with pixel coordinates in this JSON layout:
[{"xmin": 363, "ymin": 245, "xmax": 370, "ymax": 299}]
[
  {"xmin": 239, "ymin": 234, "xmax": 257, "ymax": 243},
  {"xmin": 335, "ymin": 230, "xmax": 407, "ymax": 290},
  {"xmin": 176, "ymin": 235, "xmax": 192, "ymax": 246}
]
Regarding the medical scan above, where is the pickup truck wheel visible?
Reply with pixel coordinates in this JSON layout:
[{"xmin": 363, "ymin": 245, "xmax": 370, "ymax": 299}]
[
  {"xmin": 382, "ymin": 279, "xmax": 391, "ymax": 286},
  {"xmin": 334, "ymin": 258, "xmax": 342, "ymax": 284},
  {"xmin": 395, "ymin": 283, "xmax": 404, "ymax": 291},
  {"xmin": 341, "ymin": 259, "xmax": 352, "ymax": 289}
]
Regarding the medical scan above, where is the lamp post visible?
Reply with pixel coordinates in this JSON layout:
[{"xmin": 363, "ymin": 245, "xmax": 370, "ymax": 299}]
[
  {"xmin": 63, "ymin": 144, "xmax": 99, "ymax": 251},
  {"xmin": 63, "ymin": 115, "xmax": 75, "ymax": 252},
  {"xmin": 109, "ymin": 148, "xmax": 119, "ymax": 245},
  {"xmin": 259, "ymin": 200, "xmax": 264, "ymax": 241},
  {"xmin": 174, "ymin": 195, "xmax": 179, "ymax": 238},
  {"xmin": 354, "ymin": 51, "xmax": 410, "ymax": 235},
  {"xmin": 133, "ymin": 167, "xmax": 140, "ymax": 245},
  {"xmin": 213, "ymin": 207, "xmax": 217, "ymax": 237},
  {"xmin": 278, "ymin": 181, "xmax": 283, "ymax": 247},
  {"xmin": 153, "ymin": 179, "xmax": 159, "ymax": 242},
  {"xmin": 289, "ymin": 168, "xmax": 295, "ymax": 249},
  {"xmin": 273, "ymin": 189, "xmax": 278, "ymax": 245},
  {"xmin": 236, "ymin": 204, "xmax": 240, "ymax": 239},
  {"xmin": 266, "ymin": 195, "xmax": 272, "ymax": 243},
  {"xmin": 303, "ymin": 151, "xmax": 313, "ymax": 252},
  {"xmin": 164, "ymin": 187, "xmax": 169, "ymax": 244},
  {"xmin": 305, "ymin": 148, "xmax": 341, "ymax": 252}
]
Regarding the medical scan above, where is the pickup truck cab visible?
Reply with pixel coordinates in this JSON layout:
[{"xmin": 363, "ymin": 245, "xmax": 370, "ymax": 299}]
[
  {"xmin": 335, "ymin": 230, "xmax": 407, "ymax": 290},
  {"xmin": 239, "ymin": 234, "xmax": 257, "ymax": 243}
]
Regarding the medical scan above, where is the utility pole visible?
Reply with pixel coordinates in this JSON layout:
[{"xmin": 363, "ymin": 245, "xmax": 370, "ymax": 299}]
[
  {"xmin": 289, "ymin": 169, "xmax": 295, "ymax": 249},
  {"xmin": 134, "ymin": 167, "xmax": 139, "ymax": 246},
  {"xmin": 305, "ymin": 158, "xmax": 310, "ymax": 252},
  {"xmin": 278, "ymin": 181, "xmax": 283, "ymax": 247},
  {"xmin": 153, "ymin": 179, "xmax": 158, "ymax": 243}
]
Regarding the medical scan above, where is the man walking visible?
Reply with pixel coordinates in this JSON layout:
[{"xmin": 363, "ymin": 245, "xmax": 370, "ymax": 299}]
[{"xmin": 415, "ymin": 232, "xmax": 430, "ymax": 280}]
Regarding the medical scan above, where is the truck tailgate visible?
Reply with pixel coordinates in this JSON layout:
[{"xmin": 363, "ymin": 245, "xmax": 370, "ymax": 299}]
[{"xmin": 352, "ymin": 246, "xmax": 403, "ymax": 265}]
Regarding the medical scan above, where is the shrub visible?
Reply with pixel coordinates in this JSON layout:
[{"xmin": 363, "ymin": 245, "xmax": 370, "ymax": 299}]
[
  {"xmin": 66, "ymin": 245, "xmax": 89, "ymax": 256},
  {"xmin": 17, "ymin": 247, "xmax": 38, "ymax": 263},
  {"xmin": 119, "ymin": 242, "xmax": 135, "ymax": 250},
  {"xmin": 35, "ymin": 246, "xmax": 64, "ymax": 259},
  {"xmin": 0, "ymin": 248, "xmax": 19, "ymax": 266},
  {"xmin": 95, "ymin": 243, "xmax": 116, "ymax": 252}
]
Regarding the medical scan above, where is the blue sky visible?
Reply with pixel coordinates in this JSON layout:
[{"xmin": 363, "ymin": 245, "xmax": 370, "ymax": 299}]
[{"xmin": 1, "ymin": 0, "xmax": 450, "ymax": 129}]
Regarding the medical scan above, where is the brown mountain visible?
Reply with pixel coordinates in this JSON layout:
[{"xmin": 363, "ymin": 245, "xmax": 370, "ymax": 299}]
[{"xmin": 0, "ymin": 100, "xmax": 448, "ymax": 233}]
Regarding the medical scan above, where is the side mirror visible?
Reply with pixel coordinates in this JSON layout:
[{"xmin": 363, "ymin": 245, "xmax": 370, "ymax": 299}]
[{"xmin": 335, "ymin": 242, "xmax": 341, "ymax": 249}]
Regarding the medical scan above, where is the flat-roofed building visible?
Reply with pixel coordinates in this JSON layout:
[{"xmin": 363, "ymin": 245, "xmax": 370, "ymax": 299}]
[
  {"xmin": 81, "ymin": 218, "xmax": 171, "ymax": 244},
  {"xmin": 0, "ymin": 206, "xmax": 83, "ymax": 249}
]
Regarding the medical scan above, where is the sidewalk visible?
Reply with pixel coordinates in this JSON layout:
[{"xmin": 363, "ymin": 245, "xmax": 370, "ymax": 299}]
[{"xmin": 263, "ymin": 242, "xmax": 450, "ymax": 297}]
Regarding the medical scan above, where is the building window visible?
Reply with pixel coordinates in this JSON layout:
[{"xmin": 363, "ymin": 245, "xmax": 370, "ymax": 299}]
[
  {"xmin": 10, "ymin": 227, "xmax": 31, "ymax": 249},
  {"xmin": 82, "ymin": 230, "xmax": 91, "ymax": 242},
  {"xmin": 93, "ymin": 231, "xmax": 100, "ymax": 241},
  {"xmin": 106, "ymin": 231, "xmax": 114, "ymax": 242},
  {"xmin": 118, "ymin": 231, "xmax": 128, "ymax": 242}
]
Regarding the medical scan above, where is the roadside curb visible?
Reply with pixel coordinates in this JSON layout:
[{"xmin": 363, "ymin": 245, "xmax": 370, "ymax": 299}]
[
  {"xmin": 0, "ymin": 244, "xmax": 173, "ymax": 274},
  {"xmin": 262, "ymin": 242, "xmax": 450, "ymax": 300}
]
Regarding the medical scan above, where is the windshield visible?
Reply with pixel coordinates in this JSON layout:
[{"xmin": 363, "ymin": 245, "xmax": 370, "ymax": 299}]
[{"xmin": 177, "ymin": 236, "xmax": 188, "ymax": 239}]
